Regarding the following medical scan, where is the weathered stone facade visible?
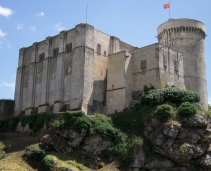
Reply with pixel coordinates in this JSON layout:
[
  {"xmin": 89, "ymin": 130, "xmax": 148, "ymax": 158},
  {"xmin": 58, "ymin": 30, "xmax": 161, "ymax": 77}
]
[
  {"xmin": 0, "ymin": 100, "xmax": 14, "ymax": 120},
  {"xmin": 14, "ymin": 18, "xmax": 208, "ymax": 116}
]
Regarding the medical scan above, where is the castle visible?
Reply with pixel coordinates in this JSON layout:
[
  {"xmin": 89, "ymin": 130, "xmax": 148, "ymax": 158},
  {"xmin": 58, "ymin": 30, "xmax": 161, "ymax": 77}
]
[{"xmin": 14, "ymin": 18, "xmax": 208, "ymax": 116}]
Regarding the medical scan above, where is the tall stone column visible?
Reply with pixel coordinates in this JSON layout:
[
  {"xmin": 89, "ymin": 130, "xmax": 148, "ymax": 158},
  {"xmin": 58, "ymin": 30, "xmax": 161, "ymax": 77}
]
[
  {"xmin": 157, "ymin": 18, "xmax": 208, "ymax": 109},
  {"xmin": 14, "ymin": 48, "xmax": 25, "ymax": 116}
]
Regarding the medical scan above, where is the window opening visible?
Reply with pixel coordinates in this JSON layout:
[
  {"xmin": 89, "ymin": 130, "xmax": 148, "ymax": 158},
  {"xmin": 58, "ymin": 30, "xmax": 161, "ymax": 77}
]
[
  {"xmin": 53, "ymin": 47, "xmax": 59, "ymax": 57},
  {"xmin": 39, "ymin": 53, "xmax": 45, "ymax": 62},
  {"xmin": 97, "ymin": 44, "xmax": 101, "ymax": 54},
  {"xmin": 66, "ymin": 43, "xmax": 72, "ymax": 53},
  {"xmin": 141, "ymin": 60, "xmax": 147, "ymax": 69}
]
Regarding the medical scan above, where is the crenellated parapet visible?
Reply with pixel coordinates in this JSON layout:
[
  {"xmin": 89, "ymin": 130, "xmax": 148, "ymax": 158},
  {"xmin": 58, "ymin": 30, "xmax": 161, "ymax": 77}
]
[{"xmin": 158, "ymin": 26, "xmax": 206, "ymax": 40}]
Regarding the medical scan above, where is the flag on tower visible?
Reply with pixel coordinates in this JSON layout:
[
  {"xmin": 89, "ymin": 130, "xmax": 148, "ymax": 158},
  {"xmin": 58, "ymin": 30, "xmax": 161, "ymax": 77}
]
[{"xmin": 164, "ymin": 3, "xmax": 170, "ymax": 9}]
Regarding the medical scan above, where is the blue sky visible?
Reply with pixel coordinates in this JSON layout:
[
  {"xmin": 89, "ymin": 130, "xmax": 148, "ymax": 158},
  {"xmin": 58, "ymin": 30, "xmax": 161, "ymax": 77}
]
[{"xmin": 0, "ymin": 0, "xmax": 210, "ymax": 105}]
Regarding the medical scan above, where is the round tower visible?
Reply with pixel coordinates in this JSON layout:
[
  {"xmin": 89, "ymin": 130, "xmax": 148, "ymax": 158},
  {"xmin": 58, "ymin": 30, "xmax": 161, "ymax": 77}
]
[{"xmin": 157, "ymin": 18, "xmax": 208, "ymax": 109}]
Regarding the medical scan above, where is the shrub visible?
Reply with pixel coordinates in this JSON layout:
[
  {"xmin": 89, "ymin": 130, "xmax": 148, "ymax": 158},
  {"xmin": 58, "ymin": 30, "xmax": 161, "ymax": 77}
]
[
  {"xmin": 0, "ymin": 151, "xmax": 6, "ymax": 159},
  {"xmin": 42, "ymin": 155, "xmax": 58, "ymax": 171},
  {"xmin": 111, "ymin": 110, "xmax": 146, "ymax": 136},
  {"xmin": 141, "ymin": 87, "xmax": 200, "ymax": 106},
  {"xmin": 72, "ymin": 116, "xmax": 92, "ymax": 132},
  {"xmin": 143, "ymin": 85, "xmax": 155, "ymax": 95},
  {"xmin": 24, "ymin": 145, "xmax": 46, "ymax": 161},
  {"xmin": 153, "ymin": 104, "xmax": 174, "ymax": 122},
  {"xmin": 52, "ymin": 119, "xmax": 64, "ymax": 128},
  {"xmin": 178, "ymin": 102, "xmax": 197, "ymax": 117},
  {"xmin": 62, "ymin": 111, "xmax": 85, "ymax": 128},
  {"xmin": 134, "ymin": 103, "xmax": 141, "ymax": 110},
  {"xmin": 130, "ymin": 136, "xmax": 144, "ymax": 148},
  {"xmin": 20, "ymin": 114, "xmax": 55, "ymax": 132}
]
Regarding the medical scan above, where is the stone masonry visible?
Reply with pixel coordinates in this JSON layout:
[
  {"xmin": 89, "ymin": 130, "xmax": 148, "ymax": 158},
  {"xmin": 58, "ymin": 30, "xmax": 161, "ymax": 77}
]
[{"xmin": 14, "ymin": 18, "xmax": 208, "ymax": 116}]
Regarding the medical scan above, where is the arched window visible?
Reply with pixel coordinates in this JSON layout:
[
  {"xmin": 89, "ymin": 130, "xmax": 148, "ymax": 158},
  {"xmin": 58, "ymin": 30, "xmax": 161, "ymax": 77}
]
[{"xmin": 97, "ymin": 44, "xmax": 101, "ymax": 54}]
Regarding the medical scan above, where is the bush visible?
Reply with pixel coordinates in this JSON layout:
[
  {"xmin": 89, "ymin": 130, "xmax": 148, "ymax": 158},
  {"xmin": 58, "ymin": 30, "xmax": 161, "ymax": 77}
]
[
  {"xmin": 52, "ymin": 119, "xmax": 64, "ymax": 129},
  {"xmin": 24, "ymin": 145, "xmax": 46, "ymax": 161},
  {"xmin": 153, "ymin": 104, "xmax": 174, "ymax": 122},
  {"xmin": 72, "ymin": 116, "xmax": 92, "ymax": 132},
  {"xmin": 0, "ymin": 151, "xmax": 6, "ymax": 159},
  {"xmin": 143, "ymin": 85, "xmax": 155, "ymax": 95},
  {"xmin": 178, "ymin": 102, "xmax": 197, "ymax": 117},
  {"xmin": 111, "ymin": 109, "xmax": 150, "ymax": 136},
  {"xmin": 20, "ymin": 114, "xmax": 55, "ymax": 132},
  {"xmin": 62, "ymin": 111, "xmax": 85, "ymax": 128},
  {"xmin": 141, "ymin": 87, "xmax": 200, "ymax": 106},
  {"xmin": 42, "ymin": 155, "xmax": 58, "ymax": 171}
]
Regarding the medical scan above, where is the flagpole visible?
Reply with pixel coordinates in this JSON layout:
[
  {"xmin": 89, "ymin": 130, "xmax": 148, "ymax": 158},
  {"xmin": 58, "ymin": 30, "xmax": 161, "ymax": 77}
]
[
  {"xmin": 86, "ymin": 5, "xmax": 88, "ymax": 24},
  {"xmin": 169, "ymin": 1, "xmax": 170, "ymax": 19}
]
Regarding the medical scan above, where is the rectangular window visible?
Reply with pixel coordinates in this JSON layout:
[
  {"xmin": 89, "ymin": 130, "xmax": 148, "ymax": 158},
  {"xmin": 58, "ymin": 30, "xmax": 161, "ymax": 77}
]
[
  {"xmin": 97, "ymin": 44, "xmax": 101, "ymax": 54},
  {"xmin": 53, "ymin": 48, "xmax": 59, "ymax": 57},
  {"xmin": 39, "ymin": 53, "xmax": 45, "ymax": 62},
  {"xmin": 66, "ymin": 43, "xmax": 72, "ymax": 53},
  {"xmin": 141, "ymin": 60, "xmax": 147, "ymax": 69}
]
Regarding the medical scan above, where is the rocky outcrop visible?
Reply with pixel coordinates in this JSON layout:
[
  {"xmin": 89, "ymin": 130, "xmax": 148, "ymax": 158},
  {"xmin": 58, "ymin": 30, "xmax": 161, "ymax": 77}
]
[
  {"xmin": 131, "ymin": 110, "xmax": 211, "ymax": 171},
  {"xmin": 40, "ymin": 128, "xmax": 111, "ymax": 158},
  {"xmin": 39, "ymin": 110, "xmax": 211, "ymax": 170}
]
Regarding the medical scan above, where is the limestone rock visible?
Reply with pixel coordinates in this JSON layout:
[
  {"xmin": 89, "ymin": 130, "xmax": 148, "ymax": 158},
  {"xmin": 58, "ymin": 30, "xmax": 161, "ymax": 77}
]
[
  {"xmin": 200, "ymin": 154, "xmax": 211, "ymax": 169},
  {"xmin": 183, "ymin": 111, "xmax": 210, "ymax": 127},
  {"xmin": 82, "ymin": 135, "xmax": 111, "ymax": 156},
  {"xmin": 163, "ymin": 123, "xmax": 181, "ymax": 139},
  {"xmin": 193, "ymin": 102, "xmax": 203, "ymax": 110},
  {"xmin": 145, "ymin": 158, "xmax": 175, "ymax": 170}
]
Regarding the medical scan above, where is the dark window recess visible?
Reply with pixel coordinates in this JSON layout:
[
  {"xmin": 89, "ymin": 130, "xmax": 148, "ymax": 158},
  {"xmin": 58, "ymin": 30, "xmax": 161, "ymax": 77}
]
[
  {"xmin": 112, "ymin": 85, "xmax": 114, "ymax": 89},
  {"xmin": 97, "ymin": 44, "xmax": 101, "ymax": 54},
  {"xmin": 141, "ymin": 60, "xmax": 147, "ymax": 69},
  {"xmin": 39, "ymin": 53, "xmax": 45, "ymax": 62},
  {"xmin": 66, "ymin": 43, "xmax": 72, "ymax": 52},
  {"xmin": 53, "ymin": 48, "xmax": 59, "ymax": 57},
  {"xmin": 104, "ymin": 51, "xmax": 106, "ymax": 56}
]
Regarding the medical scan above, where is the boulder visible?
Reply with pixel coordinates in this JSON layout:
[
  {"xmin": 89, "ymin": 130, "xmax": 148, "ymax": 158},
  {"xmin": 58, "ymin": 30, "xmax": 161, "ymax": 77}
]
[{"xmin": 183, "ymin": 111, "xmax": 210, "ymax": 127}]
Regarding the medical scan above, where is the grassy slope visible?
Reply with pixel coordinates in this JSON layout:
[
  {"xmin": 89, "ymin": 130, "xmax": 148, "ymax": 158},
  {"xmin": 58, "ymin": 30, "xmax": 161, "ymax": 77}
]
[
  {"xmin": 0, "ymin": 132, "xmax": 122, "ymax": 171},
  {"xmin": 0, "ymin": 133, "xmax": 39, "ymax": 170}
]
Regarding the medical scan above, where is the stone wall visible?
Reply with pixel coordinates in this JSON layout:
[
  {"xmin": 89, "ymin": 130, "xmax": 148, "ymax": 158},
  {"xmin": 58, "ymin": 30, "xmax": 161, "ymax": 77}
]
[
  {"xmin": 106, "ymin": 51, "xmax": 133, "ymax": 114},
  {"xmin": 14, "ymin": 23, "xmax": 135, "ymax": 116},
  {"xmin": 0, "ymin": 100, "xmax": 14, "ymax": 120},
  {"xmin": 131, "ymin": 43, "xmax": 184, "ymax": 92}
]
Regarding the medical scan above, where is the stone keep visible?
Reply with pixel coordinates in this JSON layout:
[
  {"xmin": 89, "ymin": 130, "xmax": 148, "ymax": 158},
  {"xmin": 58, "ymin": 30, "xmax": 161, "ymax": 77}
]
[
  {"xmin": 157, "ymin": 19, "xmax": 208, "ymax": 109},
  {"xmin": 14, "ymin": 18, "xmax": 208, "ymax": 116}
]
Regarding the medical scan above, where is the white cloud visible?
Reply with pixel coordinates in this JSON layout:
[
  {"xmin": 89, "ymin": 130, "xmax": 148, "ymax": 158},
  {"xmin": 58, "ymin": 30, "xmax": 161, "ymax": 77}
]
[
  {"xmin": 0, "ymin": 6, "xmax": 13, "ymax": 17},
  {"xmin": 0, "ymin": 81, "xmax": 15, "ymax": 90},
  {"xmin": 54, "ymin": 23, "xmax": 65, "ymax": 31},
  {"xmin": 37, "ymin": 11, "xmax": 44, "ymax": 16},
  {"xmin": 29, "ymin": 26, "xmax": 36, "ymax": 31},
  {"xmin": 17, "ymin": 23, "xmax": 23, "ymax": 30},
  {"xmin": 0, "ymin": 38, "xmax": 11, "ymax": 48},
  {"xmin": 0, "ymin": 29, "xmax": 7, "ymax": 37}
]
